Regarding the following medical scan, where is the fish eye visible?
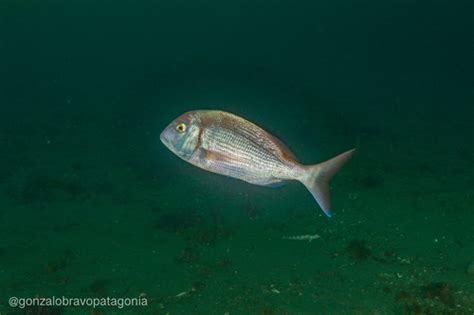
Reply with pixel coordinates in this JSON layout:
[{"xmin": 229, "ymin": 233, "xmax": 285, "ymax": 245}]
[{"xmin": 176, "ymin": 122, "xmax": 186, "ymax": 133}]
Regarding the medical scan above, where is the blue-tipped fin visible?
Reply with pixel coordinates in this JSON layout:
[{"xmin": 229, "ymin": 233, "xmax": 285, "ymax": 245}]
[
  {"xmin": 265, "ymin": 181, "xmax": 287, "ymax": 188},
  {"xmin": 301, "ymin": 149, "xmax": 355, "ymax": 217}
]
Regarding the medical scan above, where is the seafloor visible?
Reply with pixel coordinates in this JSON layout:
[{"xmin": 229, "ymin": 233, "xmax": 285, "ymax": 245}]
[
  {"xmin": 0, "ymin": 97, "xmax": 472, "ymax": 314},
  {"xmin": 0, "ymin": 0, "xmax": 472, "ymax": 314}
]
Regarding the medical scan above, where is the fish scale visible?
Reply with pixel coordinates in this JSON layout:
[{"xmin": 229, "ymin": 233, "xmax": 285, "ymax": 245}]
[
  {"xmin": 160, "ymin": 110, "xmax": 355, "ymax": 217},
  {"xmin": 199, "ymin": 125, "xmax": 289, "ymax": 184}
]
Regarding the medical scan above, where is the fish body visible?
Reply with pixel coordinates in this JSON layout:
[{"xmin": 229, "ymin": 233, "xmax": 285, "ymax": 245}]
[{"xmin": 160, "ymin": 110, "xmax": 354, "ymax": 217}]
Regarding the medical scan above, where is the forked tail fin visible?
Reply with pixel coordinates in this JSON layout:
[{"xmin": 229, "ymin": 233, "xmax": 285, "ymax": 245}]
[{"xmin": 300, "ymin": 149, "xmax": 355, "ymax": 217}]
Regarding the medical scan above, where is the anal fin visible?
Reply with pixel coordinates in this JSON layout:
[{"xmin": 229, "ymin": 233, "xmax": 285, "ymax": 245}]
[{"xmin": 264, "ymin": 181, "xmax": 287, "ymax": 188}]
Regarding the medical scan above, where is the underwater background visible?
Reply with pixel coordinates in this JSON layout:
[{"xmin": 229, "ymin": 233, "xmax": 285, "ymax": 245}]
[{"xmin": 0, "ymin": 0, "xmax": 473, "ymax": 314}]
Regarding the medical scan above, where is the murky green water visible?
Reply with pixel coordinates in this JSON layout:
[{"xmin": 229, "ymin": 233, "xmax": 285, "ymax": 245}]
[{"xmin": 1, "ymin": 0, "xmax": 473, "ymax": 314}]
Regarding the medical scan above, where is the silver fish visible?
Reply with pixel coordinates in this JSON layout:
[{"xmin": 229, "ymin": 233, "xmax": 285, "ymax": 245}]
[{"xmin": 160, "ymin": 110, "xmax": 354, "ymax": 217}]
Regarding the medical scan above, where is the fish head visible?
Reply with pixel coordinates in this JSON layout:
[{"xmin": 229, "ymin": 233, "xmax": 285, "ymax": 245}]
[{"xmin": 160, "ymin": 111, "xmax": 202, "ymax": 160}]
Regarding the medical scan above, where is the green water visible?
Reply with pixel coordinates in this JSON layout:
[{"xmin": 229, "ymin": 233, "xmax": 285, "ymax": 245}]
[{"xmin": 1, "ymin": 0, "xmax": 473, "ymax": 314}]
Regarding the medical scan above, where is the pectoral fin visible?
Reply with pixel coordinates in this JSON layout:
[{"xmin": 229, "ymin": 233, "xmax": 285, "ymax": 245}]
[{"xmin": 199, "ymin": 149, "xmax": 233, "ymax": 162}]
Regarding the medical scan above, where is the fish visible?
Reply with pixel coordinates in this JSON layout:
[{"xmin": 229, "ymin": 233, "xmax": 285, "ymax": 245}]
[{"xmin": 160, "ymin": 110, "xmax": 355, "ymax": 217}]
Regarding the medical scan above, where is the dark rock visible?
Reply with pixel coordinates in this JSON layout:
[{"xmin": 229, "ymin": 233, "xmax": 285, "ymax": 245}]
[{"xmin": 346, "ymin": 240, "xmax": 371, "ymax": 261}]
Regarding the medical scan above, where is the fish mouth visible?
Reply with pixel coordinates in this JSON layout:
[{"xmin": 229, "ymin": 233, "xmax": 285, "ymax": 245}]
[
  {"xmin": 159, "ymin": 129, "xmax": 166, "ymax": 144},
  {"xmin": 160, "ymin": 128, "xmax": 176, "ymax": 153},
  {"xmin": 160, "ymin": 129, "xmax": 170, "ymax": 146}
]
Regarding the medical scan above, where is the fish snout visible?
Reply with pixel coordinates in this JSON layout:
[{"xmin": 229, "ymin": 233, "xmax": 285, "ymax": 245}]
[
  {"xmin": 159, "ymin": 128, "xmax": 168, "ymax": 144},
  {"xmin": 160, "ymin": 126, "xmax": 175, "ymax": 148},
  {"xmin": 160, "ymin": 124, "xmax": 182, "ymax": 154}
]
